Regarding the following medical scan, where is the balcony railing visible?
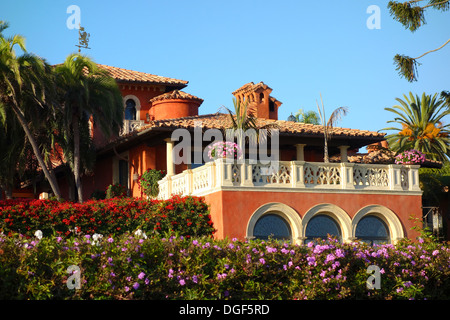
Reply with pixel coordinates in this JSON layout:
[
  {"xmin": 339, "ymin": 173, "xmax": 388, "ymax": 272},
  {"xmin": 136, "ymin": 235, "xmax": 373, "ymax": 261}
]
[
  {"xmin": 120, "ymin": 120, "xmax": 145, "ymax": 136},
  {"xmin": 157, "ymin": 159, "xmax": 421, "ymax": 200}
]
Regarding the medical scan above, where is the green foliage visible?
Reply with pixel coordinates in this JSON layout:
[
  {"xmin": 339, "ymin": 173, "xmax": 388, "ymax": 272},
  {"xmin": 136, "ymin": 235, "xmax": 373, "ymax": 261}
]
[
  {"xmin": 382, "ymin": 92, "xmax": 450, "ymax": 161},
  {"xmin": 0, "ymin": 233, "xmax": 448, "ymax": 300},
  {"xmin": 138, "ymin": 169, "xmax": 166, "ymax": 198},
  {"xmin": 388, "ymin": 1, "xmax": 426, "ymax": 32},
  {"xmin": 393, "ymin": 54, "xmax": 420, "ymax": 82},
  {"xmin": 106, "ymin": 184, "xmax": 127, "ymax": 199},
  {"xmin": 419, "ymin": 162, "xmax": 450, "ymax": 205},
  {"xmin": 0, "ymin": 196, "xmax": 214, "ymax": 239},
  {"xmin": 294, "ymin": 109, "xmax": 320, "ymax": 125}
]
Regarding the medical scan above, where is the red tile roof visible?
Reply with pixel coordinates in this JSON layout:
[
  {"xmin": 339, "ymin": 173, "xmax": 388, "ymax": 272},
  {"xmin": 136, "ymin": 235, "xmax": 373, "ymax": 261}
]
[
  {"xmin": 96, "ymin": 64, "xmax": 188, "ymax": 86},
  {"xmin": 150, "ymin": 90, "xmax": 204, "ymax": 103},
  {"xmin": 132, "ymin": 113, "xmax": 384, "ymax": 138}
]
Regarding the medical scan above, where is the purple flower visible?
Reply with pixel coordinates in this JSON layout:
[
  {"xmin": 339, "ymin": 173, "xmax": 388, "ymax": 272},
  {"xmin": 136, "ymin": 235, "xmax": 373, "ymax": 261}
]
[
  {"xmin": 107, "ymin": 237, "xmax": 114, "ymax": 243},
  {"xmin": 138, "ymin": 272, "xmax": 145, "ymax": 280},
  {"xmin": 179, "ymin": 279, "xmax": 186, "ymax": 286},
  {"xmin": 133, "ymin": 282, "xmax": 140, "ymax": 290},
  {"xmin": 192, "ymin": 275, "xmax": 199, "ymax": 284},
  {"xmin": 124, "ymin": 286, "xmax": 130, "ymax": 292},
  {"xmin": 259, "ymin": 258, "xmax": 266, "ymax": 265},
  {"xmin": 432, "ymin": 250, "xmax": 439, "ymax": 256}
]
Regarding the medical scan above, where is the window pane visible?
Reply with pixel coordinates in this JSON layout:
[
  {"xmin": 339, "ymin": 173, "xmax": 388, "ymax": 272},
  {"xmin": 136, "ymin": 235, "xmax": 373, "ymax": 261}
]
[
  {"xmin": 305, "ymin": 215, "xmax": 341, "ymax": 243},
  {"xmin": 253, "ymin": 214, "xmax": 291, "ymax": 241},
  {"xmin": 356, "ymin": 216, "xmax": 390, "ymax": 245},
  {"xmin": 125, "ymin": 99, "xmax": 136, "ymax": 120}
]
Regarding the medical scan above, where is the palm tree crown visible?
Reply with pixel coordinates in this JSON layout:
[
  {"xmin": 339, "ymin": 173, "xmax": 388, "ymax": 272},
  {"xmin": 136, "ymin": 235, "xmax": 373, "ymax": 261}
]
[{"xmin": 382, "ymin": 92, "xmax": 450, "ymax": 162}]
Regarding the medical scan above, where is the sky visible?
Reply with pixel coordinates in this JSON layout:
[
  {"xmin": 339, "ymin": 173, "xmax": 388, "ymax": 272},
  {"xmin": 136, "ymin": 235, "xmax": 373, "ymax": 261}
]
[{"xmin": 1, "ymin": 0, "xmax": 449, "ymax": 135}]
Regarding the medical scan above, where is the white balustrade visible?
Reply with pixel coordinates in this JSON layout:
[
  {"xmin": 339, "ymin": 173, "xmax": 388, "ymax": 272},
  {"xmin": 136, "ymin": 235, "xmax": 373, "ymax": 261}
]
[{"xmin": 156, "ymin": 160, "xmax": 422, "ymax": 199}]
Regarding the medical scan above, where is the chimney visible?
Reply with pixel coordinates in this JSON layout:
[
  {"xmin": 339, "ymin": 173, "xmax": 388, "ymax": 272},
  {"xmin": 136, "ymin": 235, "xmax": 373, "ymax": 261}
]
[{"xmin": 232, "ymin": 82, "xmax": 281, "ymax": 120}]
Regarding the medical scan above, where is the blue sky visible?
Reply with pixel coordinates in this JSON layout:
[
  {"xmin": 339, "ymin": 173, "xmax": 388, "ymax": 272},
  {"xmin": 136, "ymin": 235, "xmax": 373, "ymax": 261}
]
[{"xmin": 1, "ymin": 0, "xmax": 449, "ymax": 135}]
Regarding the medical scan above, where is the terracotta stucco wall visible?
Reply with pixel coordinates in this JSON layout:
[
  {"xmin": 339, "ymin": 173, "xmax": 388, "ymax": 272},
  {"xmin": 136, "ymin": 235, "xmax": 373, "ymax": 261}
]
[{"xmin": 206, "ymin": 190, "xmax": 422, "ymax": 241}]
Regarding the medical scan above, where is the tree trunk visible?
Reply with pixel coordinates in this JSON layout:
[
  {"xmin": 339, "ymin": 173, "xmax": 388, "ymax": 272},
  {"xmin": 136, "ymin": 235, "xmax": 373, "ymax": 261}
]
[
  {"xmin": 323, "ymin": 126, "xmax": 329, "ymax": 163},
  {"xmin": 73, "ymin": 114, "xmax": 83, "ymax": 203},
  {"xmin": 10, "ymin": 103, "xmax": 62, "ymax": 199}
]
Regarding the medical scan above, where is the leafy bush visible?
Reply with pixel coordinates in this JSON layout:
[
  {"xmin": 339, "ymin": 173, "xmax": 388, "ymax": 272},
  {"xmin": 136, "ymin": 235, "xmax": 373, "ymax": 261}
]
[
  {"xmin": 106, "ymin": 184, "xmax": 128, "ymax": 198},
  {"xmin": 138, "ymin": 169, "xmax": 166, "ymax": 198},
  {"xmin": 0, "ymin": 196, "xmax": 214, "ymax": 239},
  {"xmin": 0, "ymin": 233, "xmax": 448, "ymax": 300}
]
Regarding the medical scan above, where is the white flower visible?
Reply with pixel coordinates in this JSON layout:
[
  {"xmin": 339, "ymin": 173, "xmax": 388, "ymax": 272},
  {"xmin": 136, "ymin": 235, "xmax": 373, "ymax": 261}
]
[
  {"xmin": 34, "ymin": 230, "xmax": 43, "ymax": 240},
  {"xmin": 91, "ymin": 233, "xmax": 103, "ymax": 246},
  {"xmin": 134, "ymin": 229, "xmax": 147, "ymax": 239}
]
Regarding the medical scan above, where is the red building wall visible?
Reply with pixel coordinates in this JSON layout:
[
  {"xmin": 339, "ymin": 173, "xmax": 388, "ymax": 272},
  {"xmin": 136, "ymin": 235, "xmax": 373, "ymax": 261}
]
[{"xmin": 205, "ymin": 190, "xmax": 422, "ymax": 241}]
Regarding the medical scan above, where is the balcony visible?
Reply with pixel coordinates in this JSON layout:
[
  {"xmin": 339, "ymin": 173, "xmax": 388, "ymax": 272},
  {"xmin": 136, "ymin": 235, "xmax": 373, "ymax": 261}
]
[
  {"xmin": 157, "ymin": 159, "xmax": 421, "ymax": 200},
  {"xmin": 120, "ymin": 120, "xmax": 145, "ymax": 136}
]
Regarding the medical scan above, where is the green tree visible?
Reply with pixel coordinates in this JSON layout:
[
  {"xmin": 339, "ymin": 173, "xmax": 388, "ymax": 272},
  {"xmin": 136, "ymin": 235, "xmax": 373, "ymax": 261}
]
[
  {"xmin": 294, "ymin": 109, "xmax": 320, "ymax": 124},
  {"xmin": 0, "ymin": 21, "xmax": 62, "ymax": 199},
  {"xmin": 316, "ymin": 94, "xmax": 348, "ymax": 163},
  {"xmin": 55, "ymin": 54, "xmax": 123, "ymax": 202},
  {"xmin": 388, "ymin": 0, "xmax": 450, "ymax": 82},
  {"xmin": 382, "ymin": 92, "xmax": 450, "ymax": 161}
]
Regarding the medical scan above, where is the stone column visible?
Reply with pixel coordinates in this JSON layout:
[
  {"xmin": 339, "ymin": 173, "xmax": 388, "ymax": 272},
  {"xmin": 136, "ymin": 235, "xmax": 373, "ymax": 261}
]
[
  {"xmin": 338, "ymin": 145, "xmax": 350, "ymax": 163},
  {"xmin": 164, "ymin": 138, "xmax": 175, "ymax": 176},
  {"xmin": 295, "ymin": 144, "xmax": 306, "ymax": 161}
]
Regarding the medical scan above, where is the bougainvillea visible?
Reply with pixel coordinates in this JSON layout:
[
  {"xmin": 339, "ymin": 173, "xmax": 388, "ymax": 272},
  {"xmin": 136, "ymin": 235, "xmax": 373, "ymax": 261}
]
[
  {"xmin": 207, "ymin": 141, "xmax": 243, "ymax": 160},
  {"xmin": 0, "ymin": 233, "xmax": 448, "ymax": 300},
  {"xmin": 395, "ymin": 149, "xmax": 426, "ymax": 165}
]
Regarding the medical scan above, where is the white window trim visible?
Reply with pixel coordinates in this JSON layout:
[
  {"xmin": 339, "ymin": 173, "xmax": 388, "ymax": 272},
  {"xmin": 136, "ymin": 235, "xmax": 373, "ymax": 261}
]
[
  {"xmin": 246, "ymin": 203, "xmax": 303, "ymax": 244},
  {"xmin": 352, "ymin": 205, "xmax": 404, "ymax": 244},
  {"xmin": 302, "ymin": 203, "xmax": 353, "ymax": 244}
]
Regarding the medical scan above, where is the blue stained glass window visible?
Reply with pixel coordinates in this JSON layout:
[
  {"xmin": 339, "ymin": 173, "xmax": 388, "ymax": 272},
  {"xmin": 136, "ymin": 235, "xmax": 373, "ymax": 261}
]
[
  {"xmin": 253, "ymin": 214, "xmax": 291, "ymax": 241},
  {"xmin": 356, "ymin": 216, "xmax": 390, "ymax": 245},
  {"xmin": 305, "ymin": 215, "xmax": 341, "ymax": 243}
]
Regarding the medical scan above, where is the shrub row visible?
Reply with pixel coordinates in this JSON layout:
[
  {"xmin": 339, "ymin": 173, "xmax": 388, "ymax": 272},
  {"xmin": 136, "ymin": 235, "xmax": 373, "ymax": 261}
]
[
  {"xmin": 0, "ymin": 196, "xmax": 215, "ymax": 239},
  {"xmin": 0, "ymin": 232, "xmax": 448, "ymax": 300}
]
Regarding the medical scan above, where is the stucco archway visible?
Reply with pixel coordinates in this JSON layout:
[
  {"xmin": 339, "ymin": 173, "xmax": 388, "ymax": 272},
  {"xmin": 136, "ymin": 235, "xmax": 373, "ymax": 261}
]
[
  {"xmin": 246, "ymin": 203, "xmax": 303, "ymax": 244},
  {"xmin": 302, "ymin": 203, "xmax": 352, "ymax": 243},
  {"xmin": 352, "ymin": 205, "xmax": 405, "ymax": 243}
]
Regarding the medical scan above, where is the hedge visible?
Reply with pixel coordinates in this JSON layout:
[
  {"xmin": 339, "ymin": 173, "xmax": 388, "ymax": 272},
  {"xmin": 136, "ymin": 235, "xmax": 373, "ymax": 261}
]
[
  {"xmin": 0, "ymin": 232, "xmax": 448, "ymax": 300},
  {"xmin": 0, "ymin": 196, "xmax": 215, "ymax": 239}
]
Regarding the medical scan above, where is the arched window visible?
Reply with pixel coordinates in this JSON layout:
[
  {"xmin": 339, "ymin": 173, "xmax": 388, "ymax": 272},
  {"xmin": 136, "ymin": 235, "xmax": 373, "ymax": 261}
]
[
  {"xmin": 305, "ymin": 214, "xmax": 341, "ymax": 244},
  {"xmin": 253, "ymin": 214, "xmax": 291, "ymax": 241},
  {"xmin": 355, "ymin": 215, "xmax": 390, "ymax": 245},
  {"xmin": 125, "ymin": 99, "xmax": 137, "ymax": 120}
]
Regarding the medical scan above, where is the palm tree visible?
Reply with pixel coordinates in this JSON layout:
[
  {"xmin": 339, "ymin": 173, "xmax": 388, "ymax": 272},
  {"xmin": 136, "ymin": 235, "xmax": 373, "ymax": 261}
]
[
  {"xmin": 0, "ymin": 21, "xmax": 62, "ymax": 198},
  {"xmin": 55, "ymin": 54, "xmax": 123, "ymax": 202},
  {"xmin": 294, "ymin": 109, "xmax": 320, "ymax": 125},
  {"xmin": 222, "ymin": 98, "xmax": 279, "ymax": 152},
  {"xmin": 316, "ymin": 94, "xmax": 349, "ymax": 163},
  {"xmin": 382, "ymin": 92, "xmax": 450, "ymax": 162}
]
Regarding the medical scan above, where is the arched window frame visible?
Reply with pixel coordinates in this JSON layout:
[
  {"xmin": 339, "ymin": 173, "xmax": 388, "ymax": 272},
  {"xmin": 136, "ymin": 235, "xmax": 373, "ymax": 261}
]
[
  {"xmin": 246, "ymin": 203, "xmax": 302, "ymax": 244},
  {"xmin": 123, "ymin": 95, "xmax": 141, "ymax": 121},
  {"xmin": 352, "ymin": 205, "xmax": 405, "ymax": 244},
  {"xmin": 302, "ymin": 204, "xmax": 352, "ymax": 244}
]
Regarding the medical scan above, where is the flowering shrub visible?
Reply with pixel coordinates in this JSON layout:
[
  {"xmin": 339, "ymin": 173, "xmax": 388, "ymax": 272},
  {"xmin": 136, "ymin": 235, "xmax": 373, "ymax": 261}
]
[
  {"xmin": 0, "ymin": 196, "xmax": 214, "ymax": 239},
  {"xmin": 138, "ymin": 169, "xmax": 166, "ymax": 198},
  {"xmin": 395, "ymin": 149, "xmax": 426, "ymax": 165},
  {"xmin": 207, "ymin": 141, "xmax": 243, "ymax": 160},
  {"xmin": 0, "ymin": 232, "xmax": 448, "ymax": 300}
]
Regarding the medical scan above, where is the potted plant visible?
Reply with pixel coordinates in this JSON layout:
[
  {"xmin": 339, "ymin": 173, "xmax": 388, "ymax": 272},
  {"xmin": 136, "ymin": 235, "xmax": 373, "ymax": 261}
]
[
  {"xmin": 207, "ymin": 141, "xmax": 243, "ymax": 161},
  {"xmin": 138, "ymin": 169, "xmax": 166, "ymax": 198}
]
